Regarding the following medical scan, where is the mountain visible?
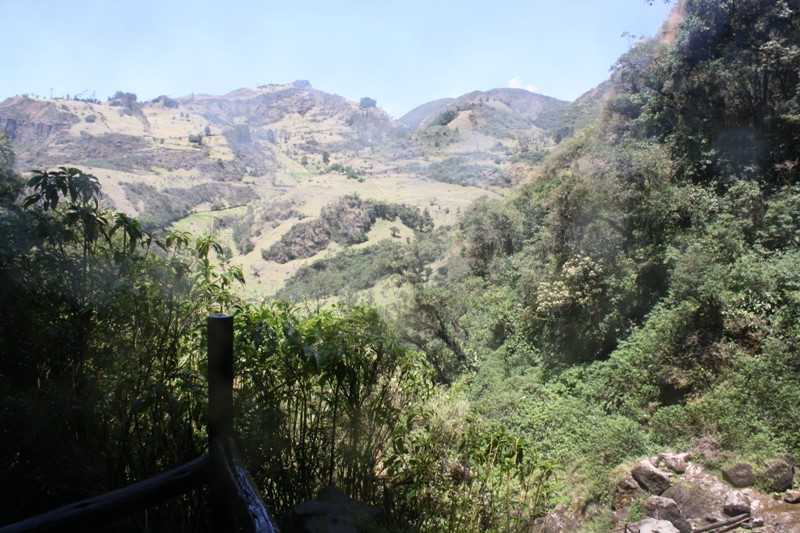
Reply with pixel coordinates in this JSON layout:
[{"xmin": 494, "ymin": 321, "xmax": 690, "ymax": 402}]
[
  {"xmin": 0, "ymin": 82, "xmax": 582, "ymax": 297},
  {"xmin": 399, "ymin": 88, "xmax": 569, "ymax": 133},
  {"xmin": 397, "ymin": 97, "xmax": 454, "ymax": 130}
]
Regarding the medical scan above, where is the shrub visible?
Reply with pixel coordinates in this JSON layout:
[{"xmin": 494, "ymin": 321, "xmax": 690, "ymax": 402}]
[{"xmin": 234, "ymin": 303, "xmax": 433, "ymax": 518}]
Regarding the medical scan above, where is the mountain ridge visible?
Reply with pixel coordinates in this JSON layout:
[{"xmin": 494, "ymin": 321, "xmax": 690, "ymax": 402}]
[{"xmin": 0, "ymin": 81, "xmax": 584, "ymax": 297}]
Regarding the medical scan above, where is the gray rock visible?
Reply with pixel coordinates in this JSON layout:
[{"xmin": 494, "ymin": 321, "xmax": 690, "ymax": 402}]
[
  {"xmin": 661, "ymin": 453, "xmax": 688, "ymax": 474},
  {"xmin": 723, "ymin": 490, "xmax": 751, "ymax": 516},
  {"xmin": 784, "ymin": 490, "xmax": 800, "ymax": 504},
  {"xmin": 612, "ymin": 475, "xmax": 645, "ymax": 510},
  {"xmin": 722, "ymin": 463, "xmax": 756, "ymax": 487},
  {"xmin": 635, "ymin": 518, "xmax": 681, "ymax": 533},
  {"xmin": 530, "ymin": 512, "xmax": 577, "ymax": 533},
  {"xmin": 644, "ymin": 495, "xmax": 693, "ymax": 533},
  {"xmin": 633, "ymin": 459, "xmax": 672, "ymax": 495},
  {"xmin": 764, "ymin": 460, "xmax": 794, "ymax": 492}
]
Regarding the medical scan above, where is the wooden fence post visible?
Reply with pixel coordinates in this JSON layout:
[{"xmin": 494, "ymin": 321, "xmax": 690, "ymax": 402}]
[{"xmin": 208, "ymin": 313, "xmax": 234, "ymax": 532}]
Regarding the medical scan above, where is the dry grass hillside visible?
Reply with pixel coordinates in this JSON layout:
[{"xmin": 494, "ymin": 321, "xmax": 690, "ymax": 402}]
[{"xmin": 0, "ymin": 82, "xmax": 573, "ymax": 297}]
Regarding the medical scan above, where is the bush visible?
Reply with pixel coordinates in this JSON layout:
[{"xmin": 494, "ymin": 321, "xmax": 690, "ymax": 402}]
[{"xmin": 234, "ymin": 303, "xmax": 433, "ymax": 518}]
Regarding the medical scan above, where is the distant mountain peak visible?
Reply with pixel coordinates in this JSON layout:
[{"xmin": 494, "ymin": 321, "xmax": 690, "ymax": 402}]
[{"xmin": 399, "ymin": 88, "xmax": 569, "ymax": 131}]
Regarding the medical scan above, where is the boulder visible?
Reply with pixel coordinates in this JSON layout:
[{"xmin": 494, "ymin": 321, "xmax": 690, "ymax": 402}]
[
  {"xmin": 644, "ymin": 496, "xmax": 692, "ymax": 533},
  {"xmin": 764, "ymin": 460, "xmax": 794, "ymax": 493},
  {"xmin": 634, "ymin": 518, "xmax": 680, "ymax": 533},
  {"xmin": 612, "ymin": 475, "xmax": 645, "ymax": 510},
  {"xmin": 661, "ymin": 453, "xmax": 688, "ymax": 474},
  {"xmin": 723, "ymin": 491, "xmax": 751, "ymax": 517},
  {"xmin": 632, "ymin": 459, "xmax": 672, "ymax": 495},
  {"xmin": 722, "ymin": 463, "xmax": 756, "ymax": 488},
  {"xmin": 662, "ymin": 464, "xmax": 728, "ymax": 520},
  {"xmin": 530, "ymin": 512, "xmax": 577, "ymax": 533}
]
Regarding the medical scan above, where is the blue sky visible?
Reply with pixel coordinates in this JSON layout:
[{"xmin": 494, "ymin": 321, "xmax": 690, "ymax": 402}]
[{"xmin": 0, "ymin": 0, "xmax": 675, "ymax": 117}]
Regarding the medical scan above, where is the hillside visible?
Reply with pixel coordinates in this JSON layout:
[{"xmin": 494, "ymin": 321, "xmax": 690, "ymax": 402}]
[
  {"xmin": 400, "ymin": 88, "xmax": 568, "ymax": 133},
  {"xmin": 0, "ymin": 82, "xmax": 571, "ymax": 297}
]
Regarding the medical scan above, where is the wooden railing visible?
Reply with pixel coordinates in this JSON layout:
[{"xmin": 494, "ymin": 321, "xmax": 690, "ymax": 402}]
[{"xmin": 0, "ymin": 314, "xmax": 279, "ymax": 533}]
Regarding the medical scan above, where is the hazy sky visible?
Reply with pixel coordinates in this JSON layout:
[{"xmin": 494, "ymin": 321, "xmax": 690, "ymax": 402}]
[{"xmin": 0, "ymin": 0, "xmax": 675, "ymax": 117}]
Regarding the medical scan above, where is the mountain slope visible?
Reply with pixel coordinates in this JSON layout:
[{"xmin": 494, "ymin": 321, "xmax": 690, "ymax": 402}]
[
  {"xmin": 0, "ymin": 81, "xmax": 585, "ymax": 297},
  {"xmin": 400, "ymin": 88, "xmax": 569, "ymax": 133}
]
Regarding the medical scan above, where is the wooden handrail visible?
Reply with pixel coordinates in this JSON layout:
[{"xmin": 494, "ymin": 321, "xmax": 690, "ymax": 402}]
[
  {"xmin": 211, "ymin": 438, "xmax": 279, "ymax": 533},
  {"xmin": 0, "ymin": 455, "xmax": 211, "ymax": 533}
]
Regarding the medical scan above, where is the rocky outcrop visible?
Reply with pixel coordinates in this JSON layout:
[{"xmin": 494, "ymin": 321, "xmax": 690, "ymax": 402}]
[
  {"xmin": 614, "ymin": 453, "xmax": 800, "ymax": 533},
  {"xmin": 530, "ymin": 511, "xmax": 579, "ymax": 533},
  {"xmin": 659, "ymin": 453, "xmax": 688, "ymax": 474},
  {"xmin": 632, "ymin": 459, "xmax": 672, "ymax": 495}
]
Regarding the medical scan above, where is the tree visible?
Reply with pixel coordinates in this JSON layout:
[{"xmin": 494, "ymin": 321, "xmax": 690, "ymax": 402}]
[
  {"xmin": 359, "ymin": 96, "xmax": 377, "ymax": 109},
  {"xmin": 623, "ymin": 0, "xmax": 800, "ymax": 186},
  {"xmin": 322, "ymin": 151, "xmax": 330, "ymax": 164}
]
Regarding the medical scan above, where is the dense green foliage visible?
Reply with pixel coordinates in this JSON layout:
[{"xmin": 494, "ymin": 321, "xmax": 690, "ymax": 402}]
[
  {"xmin": 122, "ymin": 180, "xmax": 258, "ymax": 229},
  {"xmin": 261, "ymin": 194, "xmax": 434, "ymax": 263},
  {"xmin": 0, "ymin": 158, "xmax": 552, "ymax": 531},
  {"xmin": 0, "ymin": 165, "xmax": 243, "ymax": 529},
  {"xmin": 278, "ymin": 229, "xmax": 449, "ymax": 303},
  {"xmin": 425, "ymin": 156, "xmax": 511, "ymax": 187},
  {"xmin": 365, "ymin": 1, "xmax": 800, "ymax": 523}
]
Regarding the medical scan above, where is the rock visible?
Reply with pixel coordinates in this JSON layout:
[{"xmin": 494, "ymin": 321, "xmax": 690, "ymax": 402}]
[
  {"xmin": 530, "ymin": 512, "xmax": 577, "ymax": 533},
  {"xmin": 662, "ymin": 464, "xmax": 728, "ymax": 520},
  {"xmin": 723, "ymin": 490, "xmax": 752, "ymax": 516},
  {"xmin": 634, "ymin": 518, "xmax": 681, "ymax": 533},
  {"xmin": 722, "ymin": 463, "xmax": 756, "ymax": 487},
  {"xmin": 632, "ymin": 459, "xmax": 672, "ymax": 495},
  {"xmin": 785, "ymin": 490, "xmax": 800, "ymax": 504},
  {"xmin": 612, "ymin": 475, "xmax": 645, "ymax": 510},
  {"xmin": 644, "ymin": 496, "xmax": 692, "ymax": 533},
  {"xmin": 661, "ymin": 453, "xmax": 688, "ymax": 474},
  {"xmin": 291, "ymin": 486, "xmax": 383, "ymax": 533},
  {"xmin": 764, "ymin": 459, "xmax": 794, "ymax": 492},
  {"xmin": 742, "ymin": 517, "xmax": 765, "ymax": 529},
  {"xmin": 661, "ymin": 453, "xmax": 689, "ymax": 474}
]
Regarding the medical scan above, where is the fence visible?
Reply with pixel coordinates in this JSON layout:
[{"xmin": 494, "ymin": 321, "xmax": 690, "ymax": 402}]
[{"xmin": 0, "ymin": 314, "xmax": 279, "ymax": 533}]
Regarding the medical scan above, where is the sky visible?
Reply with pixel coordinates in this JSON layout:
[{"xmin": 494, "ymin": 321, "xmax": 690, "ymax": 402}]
[{"xmin": 0, "ymin": 0, "xmax": 675, "ymax": 118}]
